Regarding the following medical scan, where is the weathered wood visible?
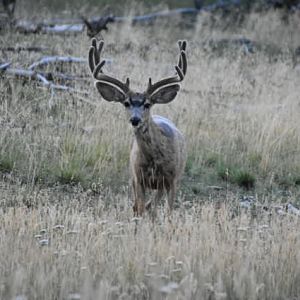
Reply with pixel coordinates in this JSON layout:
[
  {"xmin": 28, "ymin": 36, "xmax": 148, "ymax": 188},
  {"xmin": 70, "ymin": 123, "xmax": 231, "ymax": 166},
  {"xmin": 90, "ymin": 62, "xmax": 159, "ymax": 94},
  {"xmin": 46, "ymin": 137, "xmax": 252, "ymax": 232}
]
[
  {"xmin": 0, "ymin": 46, "xmax": 48, "ymax": 52},
  {"xmin": 2, "ymin": 66, "xmax": 89, "ymax": 95},
  {"xmin": 28, "ymin": 56, "xmax": 87, "ymax": 70},
  {"xmin": 0, "ymin": 62, "xmax": 11, "ymax": 70}
]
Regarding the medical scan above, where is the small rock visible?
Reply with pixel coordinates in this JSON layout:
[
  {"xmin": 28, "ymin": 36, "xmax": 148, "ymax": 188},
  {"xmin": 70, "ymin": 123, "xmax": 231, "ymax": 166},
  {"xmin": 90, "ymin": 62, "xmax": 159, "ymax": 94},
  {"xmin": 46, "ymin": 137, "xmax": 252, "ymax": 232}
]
[
  {"xmin": 39, "ymin": 239, "xmax": 49, "ymax": 246},
  {"xmin": 237, "ymin": 227, "xmax": 249, "ymax": 232},
  {"xmin": 53, "ymin": 224, "xmax": 64, "ymax": 230},
  {"xmin": 159, "ymin": 282, "xmax": 179, "ymax": 294},
  {"xmin": 287, "ymin": 203, "xmax": 300, "ymax": 216},
  {"xmin": 15, "ymin": 295, "xmax": 27, "ymax": 300},
  {"xmin": 207, "ymin": 185, "xmax": 223, "ymax": 190},
  {"xmin": 67, "ymin": 293, "xmax": 81, "ymax": 300}
]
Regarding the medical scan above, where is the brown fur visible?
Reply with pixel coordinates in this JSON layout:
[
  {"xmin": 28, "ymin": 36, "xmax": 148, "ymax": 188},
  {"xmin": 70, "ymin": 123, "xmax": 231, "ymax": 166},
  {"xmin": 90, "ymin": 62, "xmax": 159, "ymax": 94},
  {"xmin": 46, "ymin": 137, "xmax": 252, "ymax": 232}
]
[{"xmin": 130, "ymin": 115, "xmax": 186, "ymax": 216}]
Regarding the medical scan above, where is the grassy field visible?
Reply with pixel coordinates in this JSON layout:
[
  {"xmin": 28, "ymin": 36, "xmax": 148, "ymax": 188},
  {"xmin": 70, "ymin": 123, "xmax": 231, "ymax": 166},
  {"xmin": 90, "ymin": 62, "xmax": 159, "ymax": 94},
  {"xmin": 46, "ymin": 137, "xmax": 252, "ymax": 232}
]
[{"xmin": 1, "ymin": 4, "xmax": 300, "ymax": 299}]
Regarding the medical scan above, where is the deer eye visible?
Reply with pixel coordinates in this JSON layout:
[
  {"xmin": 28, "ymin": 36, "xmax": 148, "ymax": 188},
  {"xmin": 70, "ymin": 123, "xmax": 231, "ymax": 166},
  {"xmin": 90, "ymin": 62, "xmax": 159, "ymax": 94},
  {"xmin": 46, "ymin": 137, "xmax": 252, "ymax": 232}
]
[
  {"xmin": 124, "ymin": 102, "xmax": 130, "ymax": 108},
  {"xmin": 144, "ymin": 103, "xmax": 151, "ymax": 109}
]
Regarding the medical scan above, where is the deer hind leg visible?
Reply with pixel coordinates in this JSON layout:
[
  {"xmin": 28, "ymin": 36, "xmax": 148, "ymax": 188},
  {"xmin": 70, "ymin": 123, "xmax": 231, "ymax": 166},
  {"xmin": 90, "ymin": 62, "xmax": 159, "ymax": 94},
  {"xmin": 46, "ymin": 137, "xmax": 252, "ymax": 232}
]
[{"xmin": 132, "ymin": 180, "xmax": 145, "ymax": 217}]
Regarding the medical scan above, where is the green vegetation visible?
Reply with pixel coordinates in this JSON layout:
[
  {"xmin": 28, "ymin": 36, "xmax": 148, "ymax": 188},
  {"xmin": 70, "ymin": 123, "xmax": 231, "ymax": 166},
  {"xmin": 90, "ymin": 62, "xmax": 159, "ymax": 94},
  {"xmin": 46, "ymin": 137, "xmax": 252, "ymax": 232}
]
[
  {"xmin": 0, "ymin": 155, "xmax": 14, "ymax": 173},
  {"xmin": 232, "ymin": 169, "xmax": 256, "ymax": 189}
]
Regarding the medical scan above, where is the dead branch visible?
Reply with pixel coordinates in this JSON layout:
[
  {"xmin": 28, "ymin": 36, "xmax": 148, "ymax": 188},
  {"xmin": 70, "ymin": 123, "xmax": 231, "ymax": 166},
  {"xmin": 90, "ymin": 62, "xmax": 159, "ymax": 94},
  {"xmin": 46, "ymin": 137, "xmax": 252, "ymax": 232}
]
[
  {"xmin": 13, "ymin": 21, "xmax": 83, "ymax": 34},
  {"xmin": 2, "ymin": 66, "xmax": 89, "ymax": 96},
  {"xmin": 39, "ymin": 72, "xmax": 89, "ymax": 83},
  {"xmin": 0, "ymin": 62, "xmax": 11, "ymax": 71},
  {"xmin": 0, "ymin": 46, "xmax": 48, "ymax": 52},
  {"xmin": 81, "ymin": 16, "xmax": 114, "ymax": 38},
  {"xmin": 28, "ymin": 56, "xmax": 87, "ymax": 70}
]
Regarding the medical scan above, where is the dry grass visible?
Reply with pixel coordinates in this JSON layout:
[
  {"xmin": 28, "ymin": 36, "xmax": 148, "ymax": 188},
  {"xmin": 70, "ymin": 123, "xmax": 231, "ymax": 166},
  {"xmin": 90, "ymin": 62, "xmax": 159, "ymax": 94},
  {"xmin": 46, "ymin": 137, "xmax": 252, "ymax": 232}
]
[
  {"xmin": 1, "ymin": 10, "xmax": 300, "ymax": 192},
  {"xmin": 1, "ymin": 5, "xmax": 300, "ymax": 299},
  {"xmin": 1, "ymin": 181, "xmax": 300, "ymax": 299}
]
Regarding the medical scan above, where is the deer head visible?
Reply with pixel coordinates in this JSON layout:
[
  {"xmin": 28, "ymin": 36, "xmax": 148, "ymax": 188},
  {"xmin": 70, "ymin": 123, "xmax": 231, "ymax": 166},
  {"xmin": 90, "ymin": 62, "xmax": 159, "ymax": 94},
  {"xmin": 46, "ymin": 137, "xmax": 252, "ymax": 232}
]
[{"xmin": 88, "ymin": 38, "xmax": 187, "ymax": 128}]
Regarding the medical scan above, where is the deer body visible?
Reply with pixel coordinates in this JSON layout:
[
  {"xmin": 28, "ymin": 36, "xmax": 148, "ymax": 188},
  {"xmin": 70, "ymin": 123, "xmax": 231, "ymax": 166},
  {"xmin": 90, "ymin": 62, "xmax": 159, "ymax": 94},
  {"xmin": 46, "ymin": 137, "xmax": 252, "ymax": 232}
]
[
  {"xmin": 130, "ymin": 115, "xmax": 186, "ymax": 215},
  {"xmin": 88, "ymin": 38, "xmax": 187, "ymax": 216}
]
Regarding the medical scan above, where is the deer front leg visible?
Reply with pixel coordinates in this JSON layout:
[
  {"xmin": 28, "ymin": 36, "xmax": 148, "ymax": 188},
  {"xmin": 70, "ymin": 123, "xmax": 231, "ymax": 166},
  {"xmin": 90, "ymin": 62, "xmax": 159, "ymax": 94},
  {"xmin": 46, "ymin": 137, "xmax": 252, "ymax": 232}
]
[
  {"xmin": 167, "ymin": 183, "xmax": 177, "ymax": 215},
  {"xmin": 149, "ymin": 188, "xmax": 164, "ymax": 220},
  {"xmin": 132, "ymin": 180, "xmax": 145, "ymax": 216}
]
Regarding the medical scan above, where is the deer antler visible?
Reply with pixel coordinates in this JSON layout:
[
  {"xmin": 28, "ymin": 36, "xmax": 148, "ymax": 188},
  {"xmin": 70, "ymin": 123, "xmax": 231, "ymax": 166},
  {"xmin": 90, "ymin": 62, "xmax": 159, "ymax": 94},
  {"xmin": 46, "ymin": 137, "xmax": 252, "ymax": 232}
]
[
  {"xmin": 88, "ymin": 38, "xmax": 130, "ymax": 93},
  {"xmin": 146, "ymin": 40, "xmax": 187, "ymax": 96}
]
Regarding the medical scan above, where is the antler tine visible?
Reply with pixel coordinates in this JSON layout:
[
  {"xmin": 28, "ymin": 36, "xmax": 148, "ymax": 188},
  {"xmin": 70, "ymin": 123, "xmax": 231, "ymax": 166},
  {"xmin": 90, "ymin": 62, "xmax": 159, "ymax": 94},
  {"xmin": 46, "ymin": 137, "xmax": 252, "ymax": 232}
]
[
  {"xmin": 94, "ymin": 39, "xmax": 104, "ymax": 66},
  {"xmin": 178, "ymin": 40, "xmax": 187, "ymax": 52},
  {"xmin": 146, "ymin": 41, "xmax": 187, "ymax": 95},
  {"xmin": 180, "ymin": 50, "xmax": 187, "ymax": 75},
  {"xmin": 177, "ymin": 40, "xmax": 187, "ymax": 75},
  {"xmin": 88, "ymin": 46, "xmax": 95, "ymax": 74},
  {"xmin": 88, "ymin": 38, "xmax": 130, "ymax": 94}
]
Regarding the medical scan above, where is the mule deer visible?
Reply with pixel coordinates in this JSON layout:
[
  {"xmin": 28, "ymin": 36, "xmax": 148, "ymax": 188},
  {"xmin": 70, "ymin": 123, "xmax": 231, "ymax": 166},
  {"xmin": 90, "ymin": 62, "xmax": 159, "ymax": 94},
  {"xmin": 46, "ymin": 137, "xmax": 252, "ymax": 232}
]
[{"xmin": 88, "ymin": 38, "xmax": 187, "ymax": 217}]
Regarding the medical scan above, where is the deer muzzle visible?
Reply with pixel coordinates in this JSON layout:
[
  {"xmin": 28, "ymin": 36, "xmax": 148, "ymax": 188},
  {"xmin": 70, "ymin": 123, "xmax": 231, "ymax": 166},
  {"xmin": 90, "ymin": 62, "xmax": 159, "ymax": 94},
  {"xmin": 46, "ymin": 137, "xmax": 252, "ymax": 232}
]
[
  {"xmin": 130, "ymin": 116, "xmax": 141, "ymax": 127},
  {"xmin": 129, "ymin": 107, "xmax": 143, "ymax": 127}
]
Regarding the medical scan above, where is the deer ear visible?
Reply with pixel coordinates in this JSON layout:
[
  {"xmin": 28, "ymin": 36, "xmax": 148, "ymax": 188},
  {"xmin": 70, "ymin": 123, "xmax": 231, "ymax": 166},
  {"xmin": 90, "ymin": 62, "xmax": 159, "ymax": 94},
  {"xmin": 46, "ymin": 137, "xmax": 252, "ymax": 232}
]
[
  {"xmin": 95, "ymin": 81, "xmax": 126, "ymax": 102},
  {"xmin": 150, "ymin": 84, "xmax": 180, "ymax": 104}
]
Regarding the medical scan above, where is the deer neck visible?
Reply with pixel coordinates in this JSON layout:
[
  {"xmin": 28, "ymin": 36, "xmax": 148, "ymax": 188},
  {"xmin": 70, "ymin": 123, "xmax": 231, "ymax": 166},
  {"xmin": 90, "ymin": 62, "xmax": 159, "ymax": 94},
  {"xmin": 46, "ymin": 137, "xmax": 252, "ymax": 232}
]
[{"xmin": 134, "ymin": 116, "xmax": 162, "ymax": 159}]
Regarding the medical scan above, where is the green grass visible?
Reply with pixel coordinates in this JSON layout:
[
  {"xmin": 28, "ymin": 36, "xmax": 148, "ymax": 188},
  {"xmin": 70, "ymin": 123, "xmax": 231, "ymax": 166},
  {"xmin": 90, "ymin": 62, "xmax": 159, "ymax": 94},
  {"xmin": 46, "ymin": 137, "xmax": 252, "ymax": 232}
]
[
  {"xmin": 0, "ymin": 156, "xmax": 14, "ymax": 173},
  {"xmin": 232, "ymin": 169, "xmax": 256, "ymax": 189}
]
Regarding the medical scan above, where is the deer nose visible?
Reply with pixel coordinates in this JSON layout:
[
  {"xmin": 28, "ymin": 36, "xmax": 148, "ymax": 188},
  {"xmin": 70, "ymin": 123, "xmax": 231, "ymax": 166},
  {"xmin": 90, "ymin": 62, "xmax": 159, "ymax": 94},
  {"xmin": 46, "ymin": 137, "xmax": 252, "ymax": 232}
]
[{"xmin": 130, "ymin": 117, "xmax": 141, "ymax": 126}]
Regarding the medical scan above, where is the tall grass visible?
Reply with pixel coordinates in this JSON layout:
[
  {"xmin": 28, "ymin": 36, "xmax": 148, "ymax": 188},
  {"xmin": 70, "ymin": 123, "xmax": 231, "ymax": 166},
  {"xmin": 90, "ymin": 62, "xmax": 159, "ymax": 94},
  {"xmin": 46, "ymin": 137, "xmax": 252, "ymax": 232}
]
[
  {"xmin": 1, "ymin": 10, "xmax": 300, "ymax": 192},
  {"xmin": 0, "ymin": 7, "xmax": 300, "ymax": 299},
  {"xmin": 0, "ymin": 182, "xmax": 300, "ymax": 299}
]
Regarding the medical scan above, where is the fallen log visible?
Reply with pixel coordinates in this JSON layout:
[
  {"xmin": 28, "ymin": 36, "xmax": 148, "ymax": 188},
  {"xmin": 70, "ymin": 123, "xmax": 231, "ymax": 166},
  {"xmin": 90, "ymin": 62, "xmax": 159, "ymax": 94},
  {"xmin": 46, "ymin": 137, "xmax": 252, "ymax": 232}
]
[
  {"xmin": 0, "ymin": 62, "xmax": 11, "ymax": 70},
  {"xmin": 0, "ymin": 46, "xmax": 48, "ymax": 52},
  {"xmin": 28, "ymin": 56, "xmax": 87, "ymax": 70},
  {"xmin": 2, "ymin": 66, "xmax": 89, "ymax": 96}
]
